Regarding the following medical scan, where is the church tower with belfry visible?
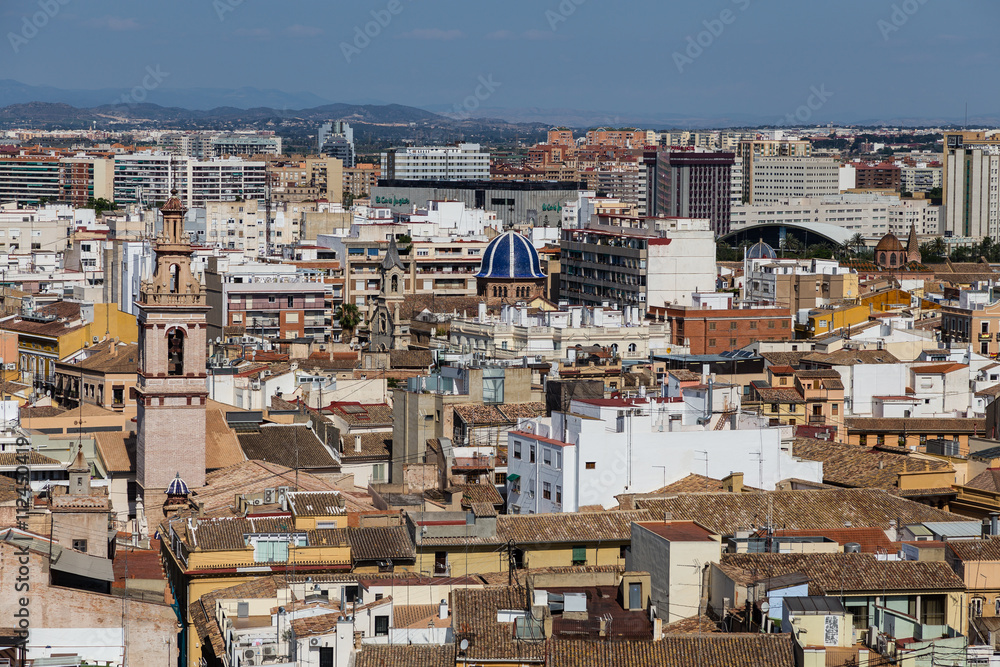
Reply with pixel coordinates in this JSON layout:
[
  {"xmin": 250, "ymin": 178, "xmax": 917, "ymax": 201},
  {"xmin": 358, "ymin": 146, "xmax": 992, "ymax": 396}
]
[{"xmin": 135, "ymin": 191, "xmax": 209, "ymax": 507}]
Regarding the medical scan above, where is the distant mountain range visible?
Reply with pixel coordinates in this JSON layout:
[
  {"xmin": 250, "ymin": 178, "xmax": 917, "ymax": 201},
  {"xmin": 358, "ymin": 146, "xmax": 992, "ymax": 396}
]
[{"xmin": 0, "ymin": 79, "xmax": 996, "ymax": 130}]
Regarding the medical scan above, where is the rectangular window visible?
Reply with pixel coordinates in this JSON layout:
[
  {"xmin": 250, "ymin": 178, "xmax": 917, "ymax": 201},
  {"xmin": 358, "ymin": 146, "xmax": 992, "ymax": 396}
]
[
  {"xmin": 768, "ymin": 321, "xmax": 776, "ymax": 329},
  {"xmin": 556, "ymin": 486, "xmax": 562, "ymax": 505},
  {"xmin": 374, "ymin": 615, "xmax": 389, "ymax": 637},
  {"xmin": 529, "ymin": 445, "xmax": 535, "ymax": 463},
  {"xmin": 708, "ymin": 321, "xmax": 716, "ymax": 330},
  {"xmin": 730, "ymin": 321, "xmax": 737, "ymax": 330},
  {"xmin": 287, "ymin": 296, "xmax": 295, "ymax": 308},
  {"xmin": 72, "ymin": 539, "xmax": 87, "ymax": 553},
  {"xmin": 708, "ymin": 338, "xmax": 716, "ymax": 347},
  {"xmin": 749, "ymin": 321, "xmax": 757, "ymax": 329},
  {"xmin": 513, "ymin": 442, "xmax": 521, "ymax": 459},
  {"xmin": 585, "ymin": 462, "xmax": 596, "ymax": 470},
  {"xmin": 494, "ymin": 472, "xmax": 506, "ymax": 485},
  {"xmin": 859, "ymin": 434, "xmax": 867, "ymax": 446},
  {"xmin": 543, "ymin": 449, "xmax": 551, "ymax": 466},
  {"xmin": 543, "ymin": 482, "xmax": 551, "ymax": 500},
  {"xmin": 572, "ymin": 546, "xmax": 587, "ymax": 565}
]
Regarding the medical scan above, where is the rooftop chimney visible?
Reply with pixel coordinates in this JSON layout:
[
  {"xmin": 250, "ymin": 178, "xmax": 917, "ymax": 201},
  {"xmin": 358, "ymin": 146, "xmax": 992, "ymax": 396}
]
[
  {"xmin": 354, "ymin": 435, "xmax": 362, "ymax": 453},
  {"xmin": 439, "ymin": 599, "xmax": 449, "ymax": 620}
]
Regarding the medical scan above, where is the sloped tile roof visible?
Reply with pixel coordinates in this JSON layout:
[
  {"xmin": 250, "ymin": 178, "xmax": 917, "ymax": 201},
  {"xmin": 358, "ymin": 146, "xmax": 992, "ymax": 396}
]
[
  {"xmin": 769, "ymin": 527, "xmax": 896, "ymax": 553},
  {"xmin": 661, "ymin": 614, "xmax": 722, "ymax": 635},
  {"xmin": 340, "ymin": 432, "xmax": 391, "ymax": 462},
  {"xmin": 355, "ymin": 645, "xmax": 453, "ymax": 667},
  {"xmin": 287, "ymin": 491, "xmax": 344, "ymax": 517},
  {"xmin": 628, "ymin": 488, "xmax": 962, "ymax": 535},
  {"xmin": 326, "ymin": 402, "xmax": 393, "ymax": 427},
  {"xmin": 348, "ymin": 526, "xmax": 414, "ymax": 562},
  {"xmin": 948, "ymin": 536, "xmax": 1000, "ymax": 562},
  {"xmin": 792, "ymin": 437, "xmax": 953, "ymax": 489},
  {"xmin": 966, "ymin": 469, "xmax": 1000, "ymax": 493},
  {"xmin": 548, "ymin": 635, "xmax": 795, "ymax": 667},
  {"xmin": 718, "ymin": 553, "xmax": 964, "ymax": 593},
  {"xmin": 654, "ymin": 474, "xmax": 760, "ymax": 494},
  {"xmin": 189, "ymin": 575, "xmax": 284, "ymax": 660},
  {"xmin": 94, "ymin": 431, "xmax": 135, "ymax": 473},
  {"xmin": 205, "ymin": 408, "xmax": 246, "ymax": 470},
  {"xmin": 237, "ymin": 425, "xmax": 338, "ymax": 468},
  {"xmin": 452, "ymin": 588, "xmax": 546, "ymax": 662},
  {"xmin": 454, "ymin": 483, "xmax": 504, "ymax": 507}
]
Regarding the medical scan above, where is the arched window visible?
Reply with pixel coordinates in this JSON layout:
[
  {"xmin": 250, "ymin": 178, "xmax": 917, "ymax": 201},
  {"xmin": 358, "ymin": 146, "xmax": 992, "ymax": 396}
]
[
  {"xmin": 391, "ymin": 274, "xmax": 399, "ymax": 294},
  {"xmin": 889, "ymin": 253, "xmax": 897, "ymax": 267},
  {"xmin": 879, "ymin": 252, "xmax": 886, "ymax": 266},
  {"xmin": 503, "ymin": 286, "xmax": 508, "ymax": 298},
  {"xmin": 167, "ymin": 329, "xmax": 185, "ymax": 376},
  {"xmin": 169, "ymin": 264, "xmax": 180, "ymax": 293},
  {"xmin": 628, "ymin": 343, "xmax": 637, "ymax": 353}
]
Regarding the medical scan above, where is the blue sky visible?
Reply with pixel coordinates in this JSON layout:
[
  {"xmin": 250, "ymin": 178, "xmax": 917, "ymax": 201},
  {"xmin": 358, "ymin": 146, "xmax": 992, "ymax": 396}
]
[{"xmin": 1, "ymin": 0, "xmax": 996, "ymax": 121}]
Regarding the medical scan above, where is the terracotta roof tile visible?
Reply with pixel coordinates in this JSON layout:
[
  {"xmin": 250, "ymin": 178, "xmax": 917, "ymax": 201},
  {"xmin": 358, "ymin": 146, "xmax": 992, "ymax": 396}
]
[
  {"xmin": 792, "ymin": 437, "xmax": 952, "ymax": 489},
  {"xmin": 355, "ymin": 645, "xmax": 453, "ymax": 667},
  {"xmin": 654, "ymin": 474, "xmax": 760, "ymax": 494},
  {"xmin": 238, "ymin": 425, "xmax": 338, "ymax": 468},
  {"xmin": 718, "ymin": 553, "xmax": 964, "ymax": 593},
  {"xmin": 326, "ymin": 402, "xmax": 393, "ymax": 427},
  {"xmin": 965, "ymin": 469, "xmax": 1000, "ymax": 493},
  {"xmin": 948, "ymin": 536, "xmax": 1000, "ymax": 561},
  {"xmin": 340, "ymin": 432, "xmax": 391, "ymax": 462},
  {"xmin": 628, "ymin": 488, "xmax": 962, "ymax": 535},
  {"xmin": 548, "ymin": 635, "xmax": 795, "ymax": 667},
  {"xmin": 94, "ymin": 431, "xmax": 135, "ymax": 473}
]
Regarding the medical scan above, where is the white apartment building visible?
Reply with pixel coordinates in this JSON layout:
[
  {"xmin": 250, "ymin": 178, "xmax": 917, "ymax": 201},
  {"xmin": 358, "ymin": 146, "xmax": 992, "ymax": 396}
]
[
  {"xmin": 731, "ymin": 194, "xmax": 942, "ymax": 238},
  {"xmin": 402, "ymin": 200, "xmax": 501, "ymax": 237},
  {"xmin": 750, "ymin": 157, "xmax": 840, "ymax": 204},
  {"xmin": 0, "ymin": 204, "xmax": 89, "ymax": 254},
  {"xmin": 944, "ymin": 139, "xmax": 1000, "ymax": 239},
  {"xmin": 506, "ymin": 395, "xmax": 823, "ymax": 513},
  {"xmin": 597, "ymin": 168, "xmax": 649, "ymax": 216},
  {"xmin": 159, "ymin": 132, "xmax": 281, "ymax": 158},
  {"xmin": 113, "ymin": 153, "xmax": 267, "ymax": 207},
  {"xmin": 901, "ymin": 165, "xmax": 942, "ymax": 194},
  {"xmin": 202, "ymin": 200, "xmax": 309, "ymax": 258},
  {"xmin": 380, "ymin": 143, "xmax": 489, "ymax": 181},
  {"xmin": 450, "ymin": 302, "xmax": 671, "ymax": 361}
]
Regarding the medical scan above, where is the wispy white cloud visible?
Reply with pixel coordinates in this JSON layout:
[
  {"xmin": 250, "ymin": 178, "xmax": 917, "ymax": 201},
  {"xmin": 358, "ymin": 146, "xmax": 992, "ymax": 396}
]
[
  {"xmin": 86, "ymin": 16, "xmax": 141, "ymax": 31},
  {"xmin": 398, "ymin": 28, "xmax": 464, "ymax": 41},
  {"xmin": 286, "ymin": 24, "xmax": 322, "ymax": 37}
]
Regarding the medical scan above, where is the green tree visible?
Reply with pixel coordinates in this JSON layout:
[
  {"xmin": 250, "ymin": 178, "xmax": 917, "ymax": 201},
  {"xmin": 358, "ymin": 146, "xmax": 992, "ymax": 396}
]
[
  {"xmin": 847, "ymin": 233, "xmax": 867, "ymax": 255},
  {"xmin": 335, "ymin": 303, "xmax": 361, "ymax": 341},
  {"xmin": 84, "ymin": 197, "xmax": 117, "ymax": 216}
]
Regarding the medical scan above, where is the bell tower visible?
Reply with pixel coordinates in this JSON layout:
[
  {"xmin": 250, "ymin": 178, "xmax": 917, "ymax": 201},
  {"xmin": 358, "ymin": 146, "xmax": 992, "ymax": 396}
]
[{"xmin": 135, "ymin": 191, "xmax": 209, "ymax": 499}]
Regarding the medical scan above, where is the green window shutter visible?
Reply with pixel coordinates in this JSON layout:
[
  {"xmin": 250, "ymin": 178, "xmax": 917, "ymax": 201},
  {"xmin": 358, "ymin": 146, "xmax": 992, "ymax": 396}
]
[{"xmin": 572, "ymin": 546, "xmax": 587, "ymax": 564}]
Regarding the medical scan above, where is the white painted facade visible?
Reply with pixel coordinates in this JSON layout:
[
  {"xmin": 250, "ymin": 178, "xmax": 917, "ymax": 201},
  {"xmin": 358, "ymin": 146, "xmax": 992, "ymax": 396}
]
[{"xmin": 507, "ymin": 396, "xmax": 823, "ymax": 513}]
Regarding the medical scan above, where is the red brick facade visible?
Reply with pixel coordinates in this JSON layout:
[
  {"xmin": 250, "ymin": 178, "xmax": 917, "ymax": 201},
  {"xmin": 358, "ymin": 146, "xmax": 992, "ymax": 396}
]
[{"xmin": 651, "ymin": 305, "xmax": 793, "ymax": 355}]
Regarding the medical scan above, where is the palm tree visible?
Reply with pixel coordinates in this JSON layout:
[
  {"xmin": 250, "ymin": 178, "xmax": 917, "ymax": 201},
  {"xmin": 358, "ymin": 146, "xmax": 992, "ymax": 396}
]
[
  {"xmin": 847, "ymin": 233, "xmax": 867, "ymax": 255},
  {"xmin": 335, "ymin": 303, "xmax": 361, "ymax": 342}
]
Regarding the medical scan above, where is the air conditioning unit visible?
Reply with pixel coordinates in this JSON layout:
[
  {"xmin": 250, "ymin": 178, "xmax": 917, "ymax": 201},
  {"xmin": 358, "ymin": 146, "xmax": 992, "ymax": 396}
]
[
  {"xmin": 263, "ymin": 488, "xmax": 276, "ymax": 504},
  {"xmin": 252, "ymin": 498, "xmax": 263, "ymax": 506},
  {"xmin": 250, "ymin": 380, "xmax": 261, "ymax": 390},
  {"xmin": 310, "ymin": 638, "xmax": 321, "ymax": 647},
  {"xmin": 243, "ymin": 648, "xmax": 256, "ymax": 663},
  {"xmin": 3, "ymin": 364, "xmax": 14, "ymax": 371},
  {"xmin": 262, "ymin": 646, "xmax": 275, "ymax": 657}
]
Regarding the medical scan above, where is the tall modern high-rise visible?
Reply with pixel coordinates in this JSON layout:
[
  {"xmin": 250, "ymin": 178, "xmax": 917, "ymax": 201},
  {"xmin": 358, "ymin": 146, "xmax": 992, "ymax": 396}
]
[
  {"xmin": 318, "ymin": 121, "xmax": 356, "ymax": 168},
  {"xmin": 654, "ymin": 148, "xmax": 734, "ymax": 236},
  {"xmin": 736, "ymin": 139, "xmax": 812, "ymax": 203},
  {"xmin": 380, "ymin": 143, "xmax": 490, "ymax": 181},
  {"xmin": 944, "ymin": 131, "xmax": 1000, "ymax": 239}
]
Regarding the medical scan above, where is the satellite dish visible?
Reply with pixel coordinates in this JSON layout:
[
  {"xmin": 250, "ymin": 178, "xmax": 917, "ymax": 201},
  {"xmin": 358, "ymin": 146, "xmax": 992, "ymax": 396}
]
[
  {"xmin": 306, "ymin": 420, "xmax": 314, "ymax": 431},
  {"xmin": 215, "ymin": 337, "xmax": 222, "ymax": 344},
  {"xmin": 459, "ymin": 639, "xmax": 470, "ymax": 651},
  {"xmin": 760, "ymin": 601, "xmax": 770, "ymax": 614}
]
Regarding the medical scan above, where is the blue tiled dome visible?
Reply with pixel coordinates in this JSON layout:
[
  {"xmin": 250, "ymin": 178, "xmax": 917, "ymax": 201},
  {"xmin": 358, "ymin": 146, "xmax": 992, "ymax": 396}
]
[
  {"xmin": 746, "ymin": 240, "xmax": 777, "ymax": 260},
  {"xmin": 475, "ymin": 231, "xmax": 546, "ymax": 279},
  {"xmin": 165, "ymin": 473, "xmax": 189, "ymax": 496}
]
